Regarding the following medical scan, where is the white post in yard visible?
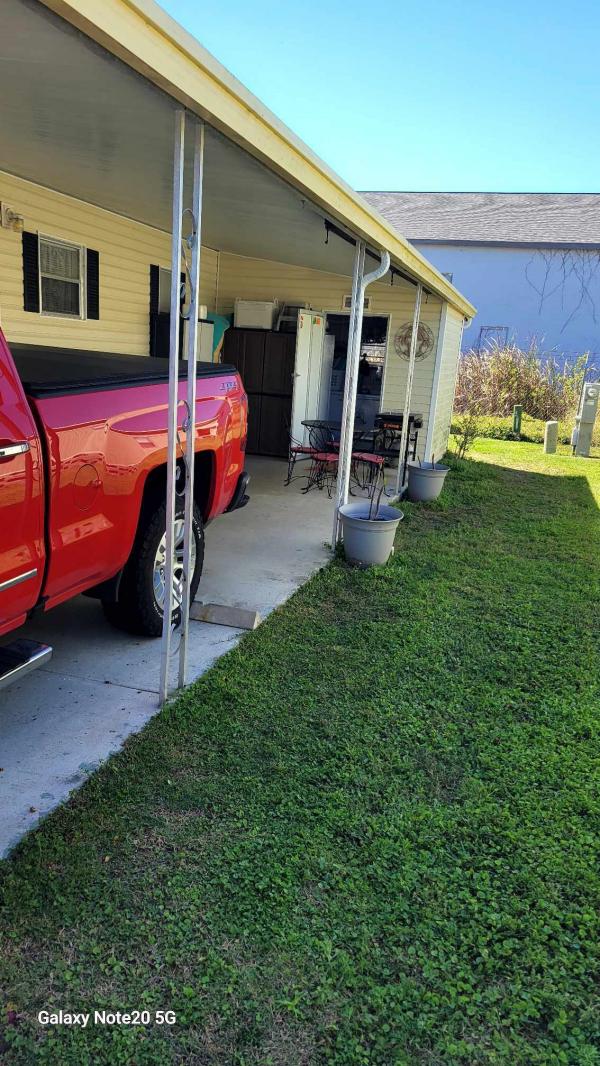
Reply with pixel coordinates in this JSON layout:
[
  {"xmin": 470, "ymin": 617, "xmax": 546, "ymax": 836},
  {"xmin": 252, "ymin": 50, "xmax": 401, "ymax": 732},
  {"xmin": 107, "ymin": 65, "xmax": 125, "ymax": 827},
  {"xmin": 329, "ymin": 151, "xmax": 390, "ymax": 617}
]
[
  {"xmin": 178, "ymin": 119, "xmax": 205, "ymax": 689},
  {"xmin": 159, "ymin": 110, "xmax": 185, "ymax": 705},
  {"xmin": 544, "ymin": 420, "xmax": 559, "ymax": 454},
  {"xmin": 333, "ymin": 245, "xmax": 390, "ymax": 545},
  {"xmin": 394, "ymin": 283, "xmax": 423, "ymax": 496}
]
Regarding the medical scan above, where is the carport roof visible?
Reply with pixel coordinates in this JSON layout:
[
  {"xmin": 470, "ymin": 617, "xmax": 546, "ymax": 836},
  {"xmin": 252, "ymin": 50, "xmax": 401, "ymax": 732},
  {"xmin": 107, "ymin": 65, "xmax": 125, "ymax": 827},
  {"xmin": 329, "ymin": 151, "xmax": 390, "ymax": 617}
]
[{"xmin": 22, "ymin": 0, "xmax": 475, "ymax": 318}]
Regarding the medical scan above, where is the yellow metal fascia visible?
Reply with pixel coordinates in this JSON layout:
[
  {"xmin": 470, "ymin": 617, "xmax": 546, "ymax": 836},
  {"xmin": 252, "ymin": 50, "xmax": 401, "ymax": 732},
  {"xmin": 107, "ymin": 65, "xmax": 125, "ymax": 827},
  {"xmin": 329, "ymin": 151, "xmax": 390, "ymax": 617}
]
[{"xmin": 40, "ymin": 0, "xmax": 476, "ymax": 318}]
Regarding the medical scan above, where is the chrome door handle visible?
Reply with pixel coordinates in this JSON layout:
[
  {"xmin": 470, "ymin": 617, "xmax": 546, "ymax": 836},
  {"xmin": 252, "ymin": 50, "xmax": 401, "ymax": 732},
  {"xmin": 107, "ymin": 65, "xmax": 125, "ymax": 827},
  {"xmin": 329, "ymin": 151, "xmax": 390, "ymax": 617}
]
[{"xmin": 0, "ymin": 441, "xmax": 30, "ymax": 459}]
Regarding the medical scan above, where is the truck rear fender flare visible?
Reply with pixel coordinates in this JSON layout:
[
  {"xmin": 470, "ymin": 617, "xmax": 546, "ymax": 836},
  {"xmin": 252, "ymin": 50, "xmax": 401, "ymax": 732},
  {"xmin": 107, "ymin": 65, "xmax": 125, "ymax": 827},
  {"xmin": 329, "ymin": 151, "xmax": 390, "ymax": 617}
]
[
  {"xmin": 83, "ymin": 451, "xmax": 215, "ymax": 603},
  {"xmin": 138, "ymin": 451, "xmax": 215, "ymax": 528}
]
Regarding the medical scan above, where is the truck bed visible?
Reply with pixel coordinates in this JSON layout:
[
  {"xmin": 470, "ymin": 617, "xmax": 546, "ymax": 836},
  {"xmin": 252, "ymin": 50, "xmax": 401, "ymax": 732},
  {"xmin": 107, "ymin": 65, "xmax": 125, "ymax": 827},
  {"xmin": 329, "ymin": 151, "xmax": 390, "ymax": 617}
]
[{"xmin": 11, "ymin": 344, "xmax": 234, "ymax": 398}]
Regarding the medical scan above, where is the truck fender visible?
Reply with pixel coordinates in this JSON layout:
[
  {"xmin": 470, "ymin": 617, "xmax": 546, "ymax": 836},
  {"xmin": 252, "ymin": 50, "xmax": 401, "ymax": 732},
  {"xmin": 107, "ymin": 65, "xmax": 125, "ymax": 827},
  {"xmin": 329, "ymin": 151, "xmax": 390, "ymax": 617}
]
[{"xmin": 83, "ymin": 451, "xmax": 215, "ymax": 602}]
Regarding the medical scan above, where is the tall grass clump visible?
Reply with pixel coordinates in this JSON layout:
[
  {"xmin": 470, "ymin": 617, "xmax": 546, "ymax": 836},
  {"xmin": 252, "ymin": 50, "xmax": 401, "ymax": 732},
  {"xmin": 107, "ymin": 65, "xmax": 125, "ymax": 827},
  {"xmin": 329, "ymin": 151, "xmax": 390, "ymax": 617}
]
[{"xmin": 455, "ymin": 342, "xmax": 589, "ymax": 421}]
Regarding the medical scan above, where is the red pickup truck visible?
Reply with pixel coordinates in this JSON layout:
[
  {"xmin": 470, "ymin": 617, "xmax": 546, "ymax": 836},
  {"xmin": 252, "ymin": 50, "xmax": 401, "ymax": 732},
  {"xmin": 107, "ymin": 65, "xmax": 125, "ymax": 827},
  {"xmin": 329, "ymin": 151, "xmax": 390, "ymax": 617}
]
[{"xmin": 0, "ymin": 329, "xmax": 248, "ymax": 687}]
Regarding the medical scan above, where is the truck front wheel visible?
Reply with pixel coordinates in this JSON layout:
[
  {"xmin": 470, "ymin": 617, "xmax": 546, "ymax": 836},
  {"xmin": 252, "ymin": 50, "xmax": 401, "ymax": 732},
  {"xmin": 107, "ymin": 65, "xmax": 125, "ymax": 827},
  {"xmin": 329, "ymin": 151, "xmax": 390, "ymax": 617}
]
[{"xmin": 103, "ymin": 501, "xmax": 204, "ymax": 636}]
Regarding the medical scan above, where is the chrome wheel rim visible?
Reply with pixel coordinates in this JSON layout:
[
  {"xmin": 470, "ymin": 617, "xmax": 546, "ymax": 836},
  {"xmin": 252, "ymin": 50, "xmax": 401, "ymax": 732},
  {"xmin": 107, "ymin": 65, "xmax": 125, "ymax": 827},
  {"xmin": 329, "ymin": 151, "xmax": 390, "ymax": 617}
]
[{"xmin": 153, "ymin": 519, "xmax": 196, "ymax": 612}]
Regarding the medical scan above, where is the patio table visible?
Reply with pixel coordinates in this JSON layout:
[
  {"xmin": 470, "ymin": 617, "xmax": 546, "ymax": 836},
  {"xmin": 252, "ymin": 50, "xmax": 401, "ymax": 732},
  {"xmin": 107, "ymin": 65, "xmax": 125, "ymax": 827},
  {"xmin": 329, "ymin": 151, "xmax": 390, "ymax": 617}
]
[
  {"xmin": 301, "ymin": 419, "xmax": 371, "ymax": 432},
  {"xmin": 301, "ymin": 419, "xmax": 371, "ymax": 446}
]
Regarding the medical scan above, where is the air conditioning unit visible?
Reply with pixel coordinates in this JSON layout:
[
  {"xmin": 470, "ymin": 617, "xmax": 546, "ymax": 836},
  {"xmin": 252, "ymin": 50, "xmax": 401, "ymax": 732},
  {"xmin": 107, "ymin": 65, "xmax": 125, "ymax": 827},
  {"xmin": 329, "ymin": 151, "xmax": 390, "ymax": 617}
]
[
  {"xmin": 234, "ymin": 299, "xmax": 278, "ymax": 330},
  {"xmin": 342, "ymin": 294, "xmax": 371, "ymax": 311}
]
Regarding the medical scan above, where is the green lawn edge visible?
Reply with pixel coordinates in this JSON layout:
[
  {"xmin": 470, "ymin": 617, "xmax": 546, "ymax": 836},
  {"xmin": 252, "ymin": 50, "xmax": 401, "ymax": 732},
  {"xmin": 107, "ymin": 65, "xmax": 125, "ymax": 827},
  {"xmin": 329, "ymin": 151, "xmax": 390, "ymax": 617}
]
[{"xmin": 1, "ymin": 440, "xmax": 599, "ymax": 1066}]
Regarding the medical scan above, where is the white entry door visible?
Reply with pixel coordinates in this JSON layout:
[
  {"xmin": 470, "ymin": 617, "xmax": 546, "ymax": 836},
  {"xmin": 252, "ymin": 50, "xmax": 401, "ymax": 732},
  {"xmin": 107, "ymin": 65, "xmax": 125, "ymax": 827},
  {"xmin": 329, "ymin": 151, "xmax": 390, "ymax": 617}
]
[{"xmin": 291, "ymin": 311, "xmax": 326, "ymax": 443}]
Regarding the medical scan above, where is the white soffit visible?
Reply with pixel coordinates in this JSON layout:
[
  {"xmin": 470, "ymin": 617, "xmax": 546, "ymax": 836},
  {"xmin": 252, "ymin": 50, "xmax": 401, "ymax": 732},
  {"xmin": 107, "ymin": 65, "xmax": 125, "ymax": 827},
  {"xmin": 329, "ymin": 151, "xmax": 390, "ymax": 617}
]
[{"xmin": 0, "ymin": 0, "xmax": 371, "ymax": 279}]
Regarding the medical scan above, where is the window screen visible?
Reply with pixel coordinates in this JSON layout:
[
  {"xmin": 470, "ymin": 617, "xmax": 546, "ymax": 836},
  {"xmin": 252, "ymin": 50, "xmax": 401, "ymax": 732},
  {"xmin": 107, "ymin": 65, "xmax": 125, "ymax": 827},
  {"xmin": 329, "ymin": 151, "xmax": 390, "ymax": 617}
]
[{"xmin": 39, "ymin": 237, "xmax": 82, "ymax": 317}]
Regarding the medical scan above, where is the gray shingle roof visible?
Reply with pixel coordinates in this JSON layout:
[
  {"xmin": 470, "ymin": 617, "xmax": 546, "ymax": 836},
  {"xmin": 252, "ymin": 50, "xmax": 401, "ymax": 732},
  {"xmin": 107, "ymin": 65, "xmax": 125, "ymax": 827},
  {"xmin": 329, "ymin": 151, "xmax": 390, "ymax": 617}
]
[{"xmin": 361, "ymin": 192, "xmax": 600, "ymax": 246}]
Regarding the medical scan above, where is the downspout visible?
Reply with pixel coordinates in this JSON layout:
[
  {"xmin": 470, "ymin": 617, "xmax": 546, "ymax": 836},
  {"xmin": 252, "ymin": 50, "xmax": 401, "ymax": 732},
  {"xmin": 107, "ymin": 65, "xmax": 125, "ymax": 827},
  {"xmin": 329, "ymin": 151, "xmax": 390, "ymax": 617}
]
[{"xmin": 332, "ymin": 246, "xmax": 390, "ymax": 545}]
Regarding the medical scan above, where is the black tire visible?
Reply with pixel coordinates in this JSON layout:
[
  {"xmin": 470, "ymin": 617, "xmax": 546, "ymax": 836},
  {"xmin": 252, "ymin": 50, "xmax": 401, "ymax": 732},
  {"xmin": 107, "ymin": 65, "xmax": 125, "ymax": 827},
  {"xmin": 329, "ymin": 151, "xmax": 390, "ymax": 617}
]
[{"xmin": 103, "ymin": 500, "xmax": 204, "ymax": 637}]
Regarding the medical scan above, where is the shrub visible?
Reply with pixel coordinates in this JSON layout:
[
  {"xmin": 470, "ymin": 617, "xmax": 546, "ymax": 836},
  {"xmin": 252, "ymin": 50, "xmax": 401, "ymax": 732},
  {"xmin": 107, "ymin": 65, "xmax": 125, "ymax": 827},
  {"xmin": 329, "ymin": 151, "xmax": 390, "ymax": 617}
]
[
  {"xmin": 453, "ymin": 409, "xmax": 481, "ymax": 459},
  {"xmin": 451, "ymin": 413, "xmax": 561, "ymax": 444},
  {"xmin": 455, "ymin": 342, "xmax": 590, "ymax": 422},
  {"xmin": 450, "ymin": 412, "xmax": 600, "ymax": 447}
]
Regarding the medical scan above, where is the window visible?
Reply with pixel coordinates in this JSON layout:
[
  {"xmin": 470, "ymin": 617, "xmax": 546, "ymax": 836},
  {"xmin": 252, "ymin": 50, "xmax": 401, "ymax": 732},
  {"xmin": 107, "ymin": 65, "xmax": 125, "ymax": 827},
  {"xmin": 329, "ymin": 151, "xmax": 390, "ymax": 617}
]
[
  {"xmin": 149, "ymin": 263, "xmax": 186, "ymax": 357},
  {"xmin": 22, "ymin": 231, "xmax": 99, "ymax": 319},
  {"xmin": 343, "ymin": 294, "xmax": 371, "ymax": 311},
  {"xmin": 158, "ymin": 267, "xmax": 173, "ymax": 313},
  {"xmin": 39, "ymin": 236, "xmax": 83, "ymax": 317}
]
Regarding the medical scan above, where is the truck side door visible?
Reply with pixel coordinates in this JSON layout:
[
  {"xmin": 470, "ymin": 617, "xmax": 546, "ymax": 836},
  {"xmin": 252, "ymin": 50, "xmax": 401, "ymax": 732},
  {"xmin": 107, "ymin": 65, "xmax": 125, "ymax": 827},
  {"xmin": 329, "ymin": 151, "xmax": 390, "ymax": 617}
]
[{"xmin": 0, "ymin": 335, "xmax": 45, "ymax": 634}]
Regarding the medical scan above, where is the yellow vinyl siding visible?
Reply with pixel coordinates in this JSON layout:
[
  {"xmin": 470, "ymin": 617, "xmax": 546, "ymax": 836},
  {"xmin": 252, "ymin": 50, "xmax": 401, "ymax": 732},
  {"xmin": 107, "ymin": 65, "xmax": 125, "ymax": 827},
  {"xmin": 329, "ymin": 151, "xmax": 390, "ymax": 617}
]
[
  {"xmin": 431, "ymin": 306, "xmax": 464, "ymax": 460},
  {"xmin": 0, "ymin": 170, "xmax": 218, "ymax": 354},
  {"xmin": 0, "ymin": 172, "xmax": 461, "ymax": 458},
  {"xmin": 216, "ymin": 251, "xmax": 443, "ymax": 455}
]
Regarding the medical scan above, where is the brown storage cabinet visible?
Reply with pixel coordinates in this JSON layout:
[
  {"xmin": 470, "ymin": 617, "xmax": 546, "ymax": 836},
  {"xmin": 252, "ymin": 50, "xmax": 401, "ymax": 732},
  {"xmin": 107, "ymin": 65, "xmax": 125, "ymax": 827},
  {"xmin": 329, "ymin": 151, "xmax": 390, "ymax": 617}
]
[{"xmin": 223, "ymin": 328, "xmax": 295, "ymax": 457}]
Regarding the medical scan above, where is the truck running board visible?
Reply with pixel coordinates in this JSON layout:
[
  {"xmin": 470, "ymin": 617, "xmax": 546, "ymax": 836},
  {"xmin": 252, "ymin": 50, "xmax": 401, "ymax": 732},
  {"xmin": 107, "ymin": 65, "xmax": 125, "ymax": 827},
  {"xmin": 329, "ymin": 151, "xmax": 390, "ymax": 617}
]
[{"xmin": 0, "ymin": 638, "xmax": 52, "ymax": 691}]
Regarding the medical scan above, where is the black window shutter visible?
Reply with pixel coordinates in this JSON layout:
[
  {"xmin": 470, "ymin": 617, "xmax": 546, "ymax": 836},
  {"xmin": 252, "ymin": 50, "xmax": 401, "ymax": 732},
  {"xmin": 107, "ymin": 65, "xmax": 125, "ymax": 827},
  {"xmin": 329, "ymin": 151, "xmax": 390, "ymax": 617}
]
[
  {"xmin": 149, "ymin": 264, "xmax": 159, "ymax": 357},
  {"xmin": 86, "ymin": 249, "xmax": 100, "ymax": 320},
  {"xmin": 149, "ymin": 265, "xmax": 185, "ymax": 358},
  {"xmin": 22, "ymin": 232, "xmax": 40, "ymax": 313},
  {"xmin": 150, "ymin": 264, "xmax": 159, "ymax": 314}
]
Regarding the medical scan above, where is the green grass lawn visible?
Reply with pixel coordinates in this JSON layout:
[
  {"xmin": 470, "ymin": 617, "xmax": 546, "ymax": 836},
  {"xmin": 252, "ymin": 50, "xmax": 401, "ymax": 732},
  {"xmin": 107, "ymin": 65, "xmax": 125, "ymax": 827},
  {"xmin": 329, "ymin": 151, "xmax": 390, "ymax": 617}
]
[{"xmin": 1, "ymin": 440, "xmax": 599, "ymax": 1065}]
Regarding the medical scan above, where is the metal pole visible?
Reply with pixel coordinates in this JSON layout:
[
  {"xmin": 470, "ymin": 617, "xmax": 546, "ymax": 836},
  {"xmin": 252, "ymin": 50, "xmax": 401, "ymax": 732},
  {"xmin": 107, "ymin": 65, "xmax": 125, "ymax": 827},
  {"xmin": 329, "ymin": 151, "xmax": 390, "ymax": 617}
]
[
  {"xmin": 395, "ymin": 283, "xmax": 423, "ymax": 495},
  {"xmin": 332, "ymin": 240, "xmax": 364, "ymax": 546},
  {"xmin": 178, "ymin": 119, "xmax": 204, "ymax": 688},
  {"xmin": 159, "ymin": 110, "xmax": 185, "ymax": 705},
  {"xmin": 333, "ymin": 247, "xmax": 390, "ymax": 545},
  {"xmin": 423, "ymin": 302, "xmax": 447, "ymax": 462}
]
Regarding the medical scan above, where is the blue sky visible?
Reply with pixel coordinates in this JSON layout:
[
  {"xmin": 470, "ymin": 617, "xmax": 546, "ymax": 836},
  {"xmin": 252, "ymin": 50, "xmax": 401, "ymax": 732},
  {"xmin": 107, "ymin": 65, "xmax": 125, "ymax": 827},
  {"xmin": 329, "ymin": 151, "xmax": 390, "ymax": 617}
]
[{"xmin": 160, "ymin": 0, "xmax": 599, "ymax": 194}]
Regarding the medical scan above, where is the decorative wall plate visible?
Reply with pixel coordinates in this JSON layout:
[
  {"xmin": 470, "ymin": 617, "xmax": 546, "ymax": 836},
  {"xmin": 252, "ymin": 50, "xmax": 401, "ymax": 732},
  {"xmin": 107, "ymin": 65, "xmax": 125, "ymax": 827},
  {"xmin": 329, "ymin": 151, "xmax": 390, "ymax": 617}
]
[{"xmin": 394, "ymin": 321, "xmax": 434, "ymax": 361}]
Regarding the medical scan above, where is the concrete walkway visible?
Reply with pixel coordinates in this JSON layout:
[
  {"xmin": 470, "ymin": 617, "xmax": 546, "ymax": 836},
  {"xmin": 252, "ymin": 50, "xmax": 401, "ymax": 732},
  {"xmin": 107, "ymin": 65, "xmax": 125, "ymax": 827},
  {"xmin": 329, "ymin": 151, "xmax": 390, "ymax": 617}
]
[{"xmin": 0, "ymin": 457, "xmax": 334, "ymax": 857}]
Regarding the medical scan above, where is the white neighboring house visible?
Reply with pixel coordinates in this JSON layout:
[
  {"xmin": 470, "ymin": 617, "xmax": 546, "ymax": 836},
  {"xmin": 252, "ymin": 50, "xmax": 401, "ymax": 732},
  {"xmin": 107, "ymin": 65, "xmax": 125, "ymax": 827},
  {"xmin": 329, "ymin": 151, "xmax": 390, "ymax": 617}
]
[{"xmin": 362, "ymin": 192, "xmax": 600, "ymax": 369}]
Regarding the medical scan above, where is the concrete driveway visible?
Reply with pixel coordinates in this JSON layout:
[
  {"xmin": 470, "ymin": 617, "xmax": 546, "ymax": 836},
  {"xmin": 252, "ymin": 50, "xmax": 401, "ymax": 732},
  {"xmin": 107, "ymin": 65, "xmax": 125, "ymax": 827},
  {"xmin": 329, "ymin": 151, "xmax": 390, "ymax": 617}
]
[{"xmin": 0, "ymin": 457, "xmax": 335, "ymax": 856}]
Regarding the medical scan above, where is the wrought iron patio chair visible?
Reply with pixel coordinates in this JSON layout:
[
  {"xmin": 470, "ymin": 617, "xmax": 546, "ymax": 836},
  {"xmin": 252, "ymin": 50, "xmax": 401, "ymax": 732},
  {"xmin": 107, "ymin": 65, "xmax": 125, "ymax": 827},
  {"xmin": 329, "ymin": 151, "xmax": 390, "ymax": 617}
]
[
  {"xmin": 350, "ymin": 450, "xmax": 386, "ymax": 492},
  {"xmin": 302, "ymin": 449, "xmax": 339, "ymax": 497},
  {"xmin": 285, "ymin": 427, "xmax": 316, "ymax": 486},
  {"xmin": 307, "ymin": 423, "xmax": 336, "ymax": 452}
]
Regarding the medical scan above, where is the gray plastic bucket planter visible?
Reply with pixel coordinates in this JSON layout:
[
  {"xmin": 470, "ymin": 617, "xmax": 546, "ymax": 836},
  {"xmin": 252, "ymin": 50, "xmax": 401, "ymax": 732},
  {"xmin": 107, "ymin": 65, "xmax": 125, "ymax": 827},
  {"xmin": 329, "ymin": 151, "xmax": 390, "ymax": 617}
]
[
  {"xmin": 339, "ymin": 502, "xmax": 403, "ymax": 568},
  {"xmin": 407, "ymin": 461, "xmax": 449, "ymax": 502}
]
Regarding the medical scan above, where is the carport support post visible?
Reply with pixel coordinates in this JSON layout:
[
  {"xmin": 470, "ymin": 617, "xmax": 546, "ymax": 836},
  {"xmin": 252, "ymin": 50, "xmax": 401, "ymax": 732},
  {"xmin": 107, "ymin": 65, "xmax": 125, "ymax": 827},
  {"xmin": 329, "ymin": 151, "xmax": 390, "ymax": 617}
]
[
  {"xmin": 332, "ymin": 239, "xmax": 365, "ymax": 546},
  {"xmin": 333, "ymin": 246, "xmax": 390, "ymax": 546},
  {"xmin": 395, "ymin": 283, "xmax": 423, "ymax": 496},
  {"xmin": 160, "ymin": 110, "xmax": 185, "ymax": 705},
  {"xmin": 178, "ymin": 119, "xmax": 205, "ymax": 689}
]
